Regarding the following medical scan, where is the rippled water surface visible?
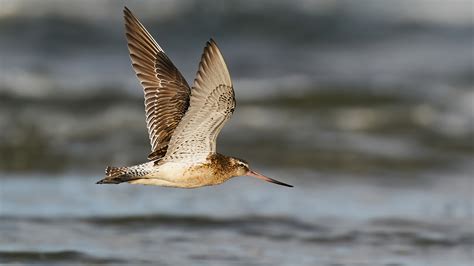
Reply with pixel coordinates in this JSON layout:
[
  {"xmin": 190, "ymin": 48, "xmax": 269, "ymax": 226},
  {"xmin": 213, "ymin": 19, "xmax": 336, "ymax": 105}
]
[{"xmin": 1, "ymin": 169, "xmax": 473, "ymax": 266}]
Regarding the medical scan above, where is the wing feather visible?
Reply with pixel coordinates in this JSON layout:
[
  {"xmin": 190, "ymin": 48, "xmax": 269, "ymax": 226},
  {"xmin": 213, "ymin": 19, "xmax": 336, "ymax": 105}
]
[
  {"xmin": 163, "ymin": 39, "xmax": 235, "ymax": 162},
  {"xmin": 124, "ymin": 7, "xmax": 191, "ymax": 161}
]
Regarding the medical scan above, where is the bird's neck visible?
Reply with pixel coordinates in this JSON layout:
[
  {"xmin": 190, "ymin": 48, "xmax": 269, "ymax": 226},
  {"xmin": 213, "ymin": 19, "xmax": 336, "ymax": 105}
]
[{"xmin": 207, "ymin": 153, "xmax": 233, "ymax": 170}]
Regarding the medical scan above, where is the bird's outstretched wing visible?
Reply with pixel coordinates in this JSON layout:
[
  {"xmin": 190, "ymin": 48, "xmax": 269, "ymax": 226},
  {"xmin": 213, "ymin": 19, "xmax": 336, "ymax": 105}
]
[
  {"xmin": 124, "ymin": 7, "xmax": 191, "ymax": 161},
  {"xmin": 163, "ymin": 39, "xmax": 235, "ymax": 162}
]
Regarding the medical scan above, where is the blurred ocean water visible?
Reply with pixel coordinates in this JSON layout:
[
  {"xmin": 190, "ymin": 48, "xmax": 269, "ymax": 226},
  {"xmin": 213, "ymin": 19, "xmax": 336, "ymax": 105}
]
[
  {"xmin": 0, "ymin": 0, "xmax": 473, "ymax": 265},
  {"xmin": 1, "ymin": 170, "xmax": 473, "ymax": 265}
]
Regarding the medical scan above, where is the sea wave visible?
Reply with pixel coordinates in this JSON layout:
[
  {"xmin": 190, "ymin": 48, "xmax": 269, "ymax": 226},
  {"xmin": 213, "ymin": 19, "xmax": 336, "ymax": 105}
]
[
  {"xmin": 0, "ymin": 249, "xmax": 147, "ymax": 264},
  {"xmin": 2, "ymin": 214, "xmax": 472, "ymax": 247}
]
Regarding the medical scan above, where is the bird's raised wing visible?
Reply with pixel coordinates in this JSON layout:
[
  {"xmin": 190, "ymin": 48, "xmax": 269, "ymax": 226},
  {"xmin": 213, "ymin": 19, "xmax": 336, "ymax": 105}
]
[
  {"xmin": 163, "ymin": 39, "xmax": 235, "ymax": 162},
  {"xmin": 124, "ymin": 7, "xmax": 191, "ymax": 161}
]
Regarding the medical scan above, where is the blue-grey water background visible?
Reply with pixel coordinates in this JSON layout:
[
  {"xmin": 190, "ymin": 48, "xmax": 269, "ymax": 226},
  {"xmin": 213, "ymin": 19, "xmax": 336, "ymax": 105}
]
[{"xmin": 0, "ymin": 0, "xmax": 473, "ymax": 265}]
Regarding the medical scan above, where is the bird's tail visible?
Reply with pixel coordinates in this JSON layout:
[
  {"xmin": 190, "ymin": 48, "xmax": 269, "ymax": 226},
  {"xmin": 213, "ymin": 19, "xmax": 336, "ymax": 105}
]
[{"xmin": 96, "ymin": 166, "xmax": 129, "ymax": 184}]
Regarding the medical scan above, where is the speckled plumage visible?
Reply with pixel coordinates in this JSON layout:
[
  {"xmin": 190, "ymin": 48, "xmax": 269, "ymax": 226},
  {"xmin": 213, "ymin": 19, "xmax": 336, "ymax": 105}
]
[{"xmin": 96, "ymin": 7, "xmax": 292, "ymax": 188}]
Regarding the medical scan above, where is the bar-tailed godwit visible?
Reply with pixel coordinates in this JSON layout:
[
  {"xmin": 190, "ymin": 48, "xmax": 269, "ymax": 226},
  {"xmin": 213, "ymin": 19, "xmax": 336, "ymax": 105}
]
[{"xmin": 96, "ymin": 7, "xmax": 292, "ymax": 188}]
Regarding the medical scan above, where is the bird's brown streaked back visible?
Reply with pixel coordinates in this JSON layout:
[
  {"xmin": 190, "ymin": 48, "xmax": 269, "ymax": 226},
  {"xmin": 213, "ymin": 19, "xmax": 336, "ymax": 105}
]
[
  {"xmin": 124, "ymin": 7, "xmax": 191, "ymax": 161},
  {"xmin": 163, "ymin": 39, "xmax": 235, "ymax": 162}
]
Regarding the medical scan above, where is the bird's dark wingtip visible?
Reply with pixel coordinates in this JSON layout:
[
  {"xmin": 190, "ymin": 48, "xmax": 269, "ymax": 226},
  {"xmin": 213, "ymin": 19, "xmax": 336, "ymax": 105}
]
[
  {"xmin": 123, "ymin": 6, "xmax": 133, "ymax": 18},
  {"xmin": 207, "ymin": 38, "xmax": 218, "ymax": 48}
]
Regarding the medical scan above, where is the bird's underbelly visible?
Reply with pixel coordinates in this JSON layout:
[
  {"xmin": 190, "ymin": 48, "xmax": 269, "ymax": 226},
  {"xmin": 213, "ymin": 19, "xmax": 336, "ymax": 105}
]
[{"xmin": 128, "ymin": 162, "xmax": 216, "ymax": 188}]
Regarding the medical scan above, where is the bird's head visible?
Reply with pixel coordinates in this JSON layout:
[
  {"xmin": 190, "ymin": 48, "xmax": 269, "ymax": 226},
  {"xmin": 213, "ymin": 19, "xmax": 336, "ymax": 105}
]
[{"xmin": 229, "ymin": 157, "xmax": 293, "ymax": 187}]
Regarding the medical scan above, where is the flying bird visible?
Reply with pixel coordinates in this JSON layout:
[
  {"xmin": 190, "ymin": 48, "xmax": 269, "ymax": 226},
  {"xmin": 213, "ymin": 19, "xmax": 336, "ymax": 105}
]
[{"xmin": 96, "ymin": 7, "xmax": 292, "ymax": 188}]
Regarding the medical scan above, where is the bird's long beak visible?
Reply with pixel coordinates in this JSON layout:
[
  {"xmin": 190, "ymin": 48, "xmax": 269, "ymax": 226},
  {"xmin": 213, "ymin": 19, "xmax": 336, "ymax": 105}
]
[{"xmin": 246, "ymin": 170, "xmax": 293, "ymax": 187}]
